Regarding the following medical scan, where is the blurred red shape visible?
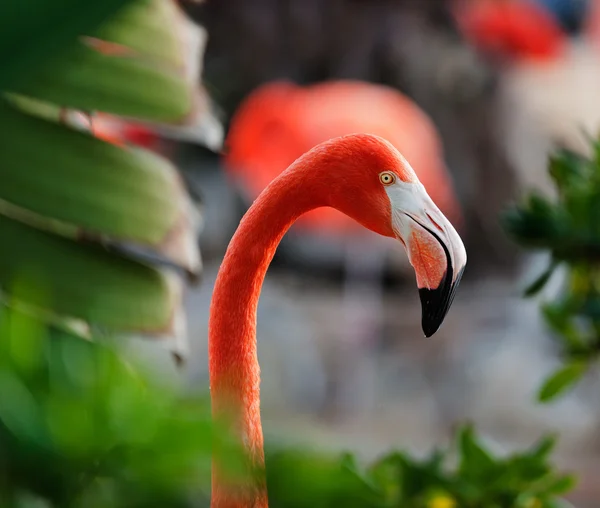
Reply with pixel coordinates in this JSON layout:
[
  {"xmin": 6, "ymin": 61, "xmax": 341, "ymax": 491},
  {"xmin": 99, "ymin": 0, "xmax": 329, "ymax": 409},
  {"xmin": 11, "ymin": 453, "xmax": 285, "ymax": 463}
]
[
  {"xmin": 456, "ymin": 0, "xmax": 567, "ymax": 62},
  {"xmin": 225, "ymin": 81, "xmax": 462, "ymax": 236}
]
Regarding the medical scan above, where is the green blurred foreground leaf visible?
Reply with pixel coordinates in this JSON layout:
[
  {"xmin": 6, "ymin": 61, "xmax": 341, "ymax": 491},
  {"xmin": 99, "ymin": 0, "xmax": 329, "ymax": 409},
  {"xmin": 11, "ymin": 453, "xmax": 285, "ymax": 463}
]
[
  {"xmin": 9, "ymin": 40, "xmax": 192, "ymax": 123},
  {"xmin": 0, "ymin": 214, "xmax": 179, "ymax": 333},
  {"xmin": 5, "ymin": 0, "xmax": 193, "ymax": 123},
  {"xmin": 523, "ymin": 261, "xmax": 558, "ymax": 298},
  {"xmin": 0, "ymin": 99, "xmax": 199, "ymax": 275},
  {"xmin": 95, "ymin": 0, "xmax": 186, "ymax": 69},
  {"xmin": 538, "ymin": 362, "xmax": 588, "ymax": 403},
  {"xmin": 0, "ymin": 0, "xmax": 137, "ymax": 89}
]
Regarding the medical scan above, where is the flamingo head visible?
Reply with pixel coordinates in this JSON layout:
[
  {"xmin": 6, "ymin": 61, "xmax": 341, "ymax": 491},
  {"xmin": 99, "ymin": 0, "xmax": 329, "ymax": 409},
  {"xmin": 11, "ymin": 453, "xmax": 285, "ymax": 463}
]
[
  {"xmin": 383, "ymin": 165, "xmax": 467, "ymax": 337},
  {"xmin": 322, "ymin": 134, "xmax": 467, "ymax": 337}
]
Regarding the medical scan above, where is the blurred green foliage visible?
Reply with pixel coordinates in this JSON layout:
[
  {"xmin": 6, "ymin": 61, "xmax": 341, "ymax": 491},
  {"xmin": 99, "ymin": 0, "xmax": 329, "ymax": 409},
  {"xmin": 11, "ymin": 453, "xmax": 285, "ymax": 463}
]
[
  {"xmin": 0, "ymin": 0, "xmax": 199, "ymax": 350},
  {"xmin": 0, "ymin": 0, "xmax": 136, "ymax": 89},
  {"xmin": 0, "ymin": 302, "xmax": 575, "ymax": 508},
  {"xmin": 266, "ymin": 426, "xmax": 575, "ymax": 508},
  {"xmin": 504, "ymin": 139, "xmax": 600, "ymax": 402},
  {"xmin": 0, "ymin": 304, "xmax": 246, "ymax": 508}
]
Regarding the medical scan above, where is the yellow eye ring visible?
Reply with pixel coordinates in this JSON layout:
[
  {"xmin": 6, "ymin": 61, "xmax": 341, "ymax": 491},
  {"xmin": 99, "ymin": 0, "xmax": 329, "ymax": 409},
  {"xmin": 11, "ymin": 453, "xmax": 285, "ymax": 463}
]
[{"xmin": 379, "ymin": 171, "xmax": 396, "ymax": 186}]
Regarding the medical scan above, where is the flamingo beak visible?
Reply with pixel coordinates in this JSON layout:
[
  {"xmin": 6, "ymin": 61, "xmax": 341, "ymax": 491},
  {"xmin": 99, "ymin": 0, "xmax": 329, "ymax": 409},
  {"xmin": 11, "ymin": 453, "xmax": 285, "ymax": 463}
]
[
  {"xmin": 410, "ymin": 213, "xmax": 466, "ymax": 337},
  {"xmin": 388, "ymin": 185, "xmax": 467, "ymax": 337}
]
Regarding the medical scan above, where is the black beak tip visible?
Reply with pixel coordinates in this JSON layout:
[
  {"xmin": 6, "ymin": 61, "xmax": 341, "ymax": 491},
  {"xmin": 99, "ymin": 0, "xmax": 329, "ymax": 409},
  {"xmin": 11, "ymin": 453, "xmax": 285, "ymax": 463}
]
[
  {"xmin": 418, "ymin": 266, "xmax": 464, "ymax": 338},
  {"xmin": 422, "ymin": 321, "xmax": 439, "ymax": 338},
  {"xmin": 408, "ymin": 217, "xmax": 465, "ymax": 339},
  {"xmin": 419, "ymin": 286, "xmax": 448, "ymax": 338}
]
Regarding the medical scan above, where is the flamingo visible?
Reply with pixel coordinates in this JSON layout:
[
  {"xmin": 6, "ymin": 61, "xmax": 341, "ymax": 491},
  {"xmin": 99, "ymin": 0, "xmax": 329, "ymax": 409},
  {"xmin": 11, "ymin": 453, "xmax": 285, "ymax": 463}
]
[
  {"xmin": 208, "ymin": 133, "xmax": 467, "ymax": 507},
  {"xmin": 224, "ymin": 80, "xmax": 463, "ymax": 417},
  {"xmin": 455, "ymin": 0, "xmax": 567, "ymax": 63},
  {"xmin": 225, "ymin": 80, "xmax": 462, "ymax": 234}
]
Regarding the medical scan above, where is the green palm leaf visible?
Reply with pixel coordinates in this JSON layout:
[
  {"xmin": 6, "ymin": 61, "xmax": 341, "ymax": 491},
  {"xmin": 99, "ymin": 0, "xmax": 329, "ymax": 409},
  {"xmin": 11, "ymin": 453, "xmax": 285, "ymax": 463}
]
[{"xmin": 0, "ymin": 0, "xmax": 139, "ymax": 89}]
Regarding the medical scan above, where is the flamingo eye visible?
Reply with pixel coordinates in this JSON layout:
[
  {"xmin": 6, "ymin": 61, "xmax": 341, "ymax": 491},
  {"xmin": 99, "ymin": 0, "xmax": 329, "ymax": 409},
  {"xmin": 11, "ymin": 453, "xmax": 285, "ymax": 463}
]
[{"xmin": 379, "ymin": 171, "xmax": 396, "ymax": 186}]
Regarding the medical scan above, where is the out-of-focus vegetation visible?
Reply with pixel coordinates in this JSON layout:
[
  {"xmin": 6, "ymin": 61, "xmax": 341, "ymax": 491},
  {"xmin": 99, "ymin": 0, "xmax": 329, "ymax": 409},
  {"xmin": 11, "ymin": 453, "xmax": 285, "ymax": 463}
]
[
  {"xmin": 0, "ymin": 304, "xmax": 240, "ymax": 507},
  {"xmin": 0, "ymin": 301, "xmax": 575, "ymax": 508},
  {"xmin": 267, "ymin": 428, "xmax": 574, "ymax": 508},
  {"xmin": 0, "ymin": 0, "xmax": 209, "ymax": 501},
  {"xmin": 505, "ymin": 137, "xmax": 600, "ymax": 402},
  {"xmin": 0, "ymin": 0, "xmax": 135, "ymax": 89},
  {"xmin": 0, "ymin": 0, "xmax": 201, "ymax": 361}
]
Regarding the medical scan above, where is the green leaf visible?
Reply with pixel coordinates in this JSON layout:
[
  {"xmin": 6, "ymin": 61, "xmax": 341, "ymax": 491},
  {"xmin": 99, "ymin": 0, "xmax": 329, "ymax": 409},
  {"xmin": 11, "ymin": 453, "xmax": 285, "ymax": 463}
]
[
  {"xmin": 0, "ymin": 100, "xmax": 199, "ymax": 275},
  {"xmin": 9, "ymin": 40, "xmax": 192, "ymax": 123},
  {"xmin": 0, "ymin": 0, "xmax": 139, "ymax": 89},
  {"xmin": 548, "ymin": 149, "xmax": 589, "ymax": 190},
  {"xmin": 265, "ymin": 449, "xmax": 376, "ymax": 508},
  {"xmin": 366, "ymin": 452, "xmax": 405, "ymax": 503},
  {"xmin": 94, "ymin": 0, "xmax": 185, "ymax": 68},
  {"xmin": 0, "ymin": 214, "xmax": 179, "ymax": 332},
  {"xmin": 538, "ymin": 362, "xmax": 587, "ymax": 403},
  {"xmin": 524, "ymin": 261, "xmax": 558, "ymax": 298},
  {"xmin": 0, "ymin": 369, "xmax": 47, "ymax": 446},
  {"xmin": 502, "ymin": 195, "xmax": 566, "ymax": 250},
  {"xmin": 458, "ymin": 425, "xmax": 496, "ymax": 481},
  {"xmin": 544, "ymin": 475, "xmax": 577, "ymax": 496},
  {"xmin": 541, "ymin": 304, "xmax": 584, "ymax": 352},
  {"xmin": 529, "ymin": 435, "xmax": 557, "ymax": 461}
]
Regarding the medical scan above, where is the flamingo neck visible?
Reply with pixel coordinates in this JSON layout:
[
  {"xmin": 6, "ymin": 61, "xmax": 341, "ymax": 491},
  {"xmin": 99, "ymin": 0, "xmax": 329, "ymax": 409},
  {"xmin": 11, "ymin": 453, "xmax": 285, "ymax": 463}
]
[{"xmin": 208, "ymin": 165, "xmax": 321, "ymax": 506}]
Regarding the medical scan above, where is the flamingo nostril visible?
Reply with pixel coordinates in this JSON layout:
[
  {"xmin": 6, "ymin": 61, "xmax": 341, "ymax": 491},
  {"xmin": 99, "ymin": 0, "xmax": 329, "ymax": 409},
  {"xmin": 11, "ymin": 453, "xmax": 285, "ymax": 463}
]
[{"xmin": 426, "ymin": 212, "xmax": 444, "ymax": 233}]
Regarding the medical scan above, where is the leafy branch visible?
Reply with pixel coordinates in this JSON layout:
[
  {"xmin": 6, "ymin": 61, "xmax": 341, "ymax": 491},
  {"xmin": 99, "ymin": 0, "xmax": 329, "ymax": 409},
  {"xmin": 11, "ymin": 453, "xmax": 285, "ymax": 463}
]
[
  {"xmin": 504, "ymin": 139, "xmax": 600, "ymax": 401},
  {"xmin": 266, "ymin": 424, "xmax": 574, "ymax": 508}
]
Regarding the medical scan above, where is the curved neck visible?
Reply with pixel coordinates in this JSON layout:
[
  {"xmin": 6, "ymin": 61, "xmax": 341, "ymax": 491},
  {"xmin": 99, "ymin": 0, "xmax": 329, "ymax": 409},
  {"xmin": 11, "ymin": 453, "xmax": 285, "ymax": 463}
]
[{"xmin": 208, "ymin": 165, "xmax": 323, "ymax": 506}]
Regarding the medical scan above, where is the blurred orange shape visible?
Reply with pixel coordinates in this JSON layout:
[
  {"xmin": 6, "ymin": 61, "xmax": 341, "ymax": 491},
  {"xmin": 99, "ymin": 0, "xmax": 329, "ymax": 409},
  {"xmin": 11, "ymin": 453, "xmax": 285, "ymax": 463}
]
[
  {"xmin": 456, "ymin": 0, "xmax": 567, "ymax": 62},
  {"xmin": 225, "ymin": 80, "xmax": 462, "ymax": 236}
]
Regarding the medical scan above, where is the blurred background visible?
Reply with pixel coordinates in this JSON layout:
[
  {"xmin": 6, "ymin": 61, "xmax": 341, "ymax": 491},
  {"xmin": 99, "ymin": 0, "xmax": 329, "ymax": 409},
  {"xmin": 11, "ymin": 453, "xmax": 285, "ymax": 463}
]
[{"xmin": 107, "ymin": 0, "xmax": 600, "ymax": 505}]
